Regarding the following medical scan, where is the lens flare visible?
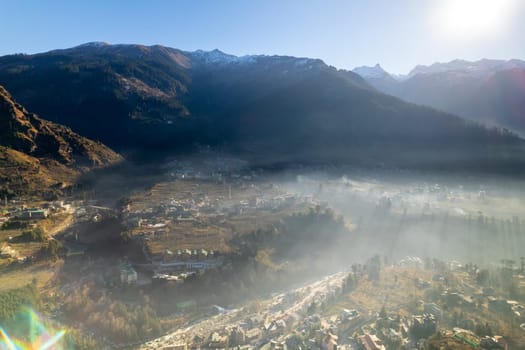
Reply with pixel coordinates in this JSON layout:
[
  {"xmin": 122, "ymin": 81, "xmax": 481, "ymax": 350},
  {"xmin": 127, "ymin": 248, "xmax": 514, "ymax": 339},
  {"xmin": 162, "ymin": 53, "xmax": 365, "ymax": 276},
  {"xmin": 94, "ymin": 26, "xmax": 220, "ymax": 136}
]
[{"xmin": 0, "ymin": 308, "xmax": 66, "ymax": 350}]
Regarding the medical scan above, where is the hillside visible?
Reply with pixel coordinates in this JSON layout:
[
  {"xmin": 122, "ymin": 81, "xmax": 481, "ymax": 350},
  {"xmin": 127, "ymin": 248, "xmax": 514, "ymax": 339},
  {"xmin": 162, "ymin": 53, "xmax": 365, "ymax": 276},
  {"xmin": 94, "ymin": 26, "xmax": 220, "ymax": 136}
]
[
  {"xmin": 0, "ymin": 85, "xmax": 122, "ymax": 197},
  {"xmin": 0, "ymin": 44, "xmax": 524, "ymax": 170},
  {"xmin": 354, "ymin": 59, "xmax": 525, "ymax": 137}
]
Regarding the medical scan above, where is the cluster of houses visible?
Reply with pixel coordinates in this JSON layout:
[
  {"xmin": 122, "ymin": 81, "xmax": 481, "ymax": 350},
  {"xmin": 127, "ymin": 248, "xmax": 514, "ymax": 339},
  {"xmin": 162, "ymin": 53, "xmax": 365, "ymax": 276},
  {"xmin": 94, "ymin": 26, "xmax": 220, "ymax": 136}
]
[
  {"xmin": 433, "ymin": 328, "xmax": 509, "ymax": 350},
  {"xmin": 171, "ymin": 307, "xmax": 434, "ymax": 350},
  {"xmin": 17, "ymin": 208, "xmax": 49, "ymax": 220},
  {"xmin": 398, "ymin": 256, "xmax": 423, "ymax": 269},
  {"xmin": 123, "ymin": 189, "xmax": 314, "ymax": 232},
  {"xmin": 488, "ymin": 297, "xmax": 525, "ymax": 322},
  {"xmin": 152, "ymin": 248, "xmax": 224, "ymax": 281},
  {"xmin": 146, "ymin": 293, "xmax": 512, "ymax": 350},
  {"xmin": 160, "ymin": 314, "xmax": 348, "ymax": 350},
  {"xmin": 166, "ymin": 158, "xmax": 255, "ymax": 183},
  {"xmin": 118, "ymin": 181, "xmax": 318, "ymax": 283},
  {"xmin": 358, "ymin": 334, "xmax": 384, "ymax": 350},
  {"xmin": 142, "ymin": 260, "xmax": 519, "ymax": 350},
  {"xmin": 0, "ymin": 200, "xmax": 77, "ymax": 263},
  {"xmin": 355, "ymin": 310, "xmax": 510, "ymax": 350},
  {"xmin": 0, "ymin": 243, "xmax": 23, "ymax": 261},
  {"xmin": 163, "ymin": 248, "xmax": 216, "ymax": 262},
  {"xmin": 0, "ymin": 206, "xmax": 48, "ymax": 224},
  {"xmin": 0, "ymin": 200, "xmax": 75, "ymax": 227}
]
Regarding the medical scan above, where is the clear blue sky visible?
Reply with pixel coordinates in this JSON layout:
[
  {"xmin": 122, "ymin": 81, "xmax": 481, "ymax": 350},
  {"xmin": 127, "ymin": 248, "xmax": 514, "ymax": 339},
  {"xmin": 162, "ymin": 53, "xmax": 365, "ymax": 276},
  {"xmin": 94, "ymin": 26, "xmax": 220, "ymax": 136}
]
[{"xmin": 1, "ymin": 0, "xmax": 524, "ymax": 74}]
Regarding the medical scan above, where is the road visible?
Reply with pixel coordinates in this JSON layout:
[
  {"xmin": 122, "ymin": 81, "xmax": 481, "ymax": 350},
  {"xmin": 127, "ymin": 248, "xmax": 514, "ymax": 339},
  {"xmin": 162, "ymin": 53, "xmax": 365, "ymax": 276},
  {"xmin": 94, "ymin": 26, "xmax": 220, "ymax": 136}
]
[{"xmin": 139, "ymin": 271, "xmax": 347, "ymax": 350}]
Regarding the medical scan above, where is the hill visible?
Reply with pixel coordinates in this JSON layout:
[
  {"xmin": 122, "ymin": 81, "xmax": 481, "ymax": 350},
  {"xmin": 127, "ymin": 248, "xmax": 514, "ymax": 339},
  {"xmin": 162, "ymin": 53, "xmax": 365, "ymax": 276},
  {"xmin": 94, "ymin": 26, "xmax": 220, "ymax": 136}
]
[
  {"xmin": 0, "ymin": 44, "xmax": 524, "ymax": 170},
  {"xmin": 0, "ymin": 85, "xmax": 122, "ymax": 197}
]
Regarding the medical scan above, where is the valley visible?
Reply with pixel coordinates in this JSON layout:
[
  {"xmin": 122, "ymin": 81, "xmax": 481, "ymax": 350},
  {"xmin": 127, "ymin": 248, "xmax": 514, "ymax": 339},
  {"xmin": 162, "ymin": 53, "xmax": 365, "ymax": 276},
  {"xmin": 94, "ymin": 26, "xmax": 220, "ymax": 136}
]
[
  {"xmin": 1, "ymin": 7, "xmax": 525, "ymax": 348},
  {"xmin": 2, "ymin": 156, "xmax": 525, "ymax": 349}
]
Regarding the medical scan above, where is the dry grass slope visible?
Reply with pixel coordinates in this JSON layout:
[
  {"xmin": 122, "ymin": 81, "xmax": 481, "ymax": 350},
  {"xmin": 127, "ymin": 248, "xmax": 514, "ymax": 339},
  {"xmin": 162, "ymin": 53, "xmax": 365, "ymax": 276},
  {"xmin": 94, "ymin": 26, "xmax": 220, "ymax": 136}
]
[{"xmin": 0, "ymin": 85, "xmax": 122, "ymax": 197}]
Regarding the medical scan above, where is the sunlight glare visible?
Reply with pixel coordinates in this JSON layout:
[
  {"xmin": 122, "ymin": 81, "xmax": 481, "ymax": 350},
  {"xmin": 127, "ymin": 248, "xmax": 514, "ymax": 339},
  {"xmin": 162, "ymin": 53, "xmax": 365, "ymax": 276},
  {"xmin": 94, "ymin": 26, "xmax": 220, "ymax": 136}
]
[{"xmin": 436, "ymin": 0, "xmax": 516, "ymax": 40}]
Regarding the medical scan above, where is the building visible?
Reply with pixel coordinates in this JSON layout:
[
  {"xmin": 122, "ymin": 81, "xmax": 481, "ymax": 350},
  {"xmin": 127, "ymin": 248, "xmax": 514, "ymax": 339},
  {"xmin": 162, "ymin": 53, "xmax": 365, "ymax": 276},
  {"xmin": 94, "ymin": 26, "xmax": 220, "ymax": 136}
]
[
  {"xmin": 398, "ymin": 256, "xmax": 423, "ymax": 269},
  {"xmin": 245, "ymin": 328, "xmax": 262, "ymax": 342},
  {"xmin": 359, "ymin": 334, "xmax": 386, "ymax": 350},
  {"xmin": 340, "ymin": 308, "xmax": 359, "ymax": 321},
  {"xmin": 207, "ymin": 332, "xmax": 229, "ymax": 349},
  {"xmin": 18, "ymin": 209, "xmax": 48, "ymax": 220},
  {"xmin": 160, "ymin": 343, "xmax": 187, "ymax": 350},
  {"xmin": 0, "ymin": 244, "xmax": 17, "ymax": 259},
  {"xmin": 120, "ymin": 263, "xmax": 138, "ymax": 284},
  {"xmin": 321, "ymin": 332, "xmax": 338, "ymax": 350}
]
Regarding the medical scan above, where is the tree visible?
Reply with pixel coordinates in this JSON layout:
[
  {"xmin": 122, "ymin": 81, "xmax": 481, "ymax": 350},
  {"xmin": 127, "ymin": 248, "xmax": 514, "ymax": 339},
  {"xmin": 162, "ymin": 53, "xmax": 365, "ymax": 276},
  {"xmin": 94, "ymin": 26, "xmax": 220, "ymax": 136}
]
[
  {"xmin": 343, "ymin": 273, "xmax": 357, "ymax": 292},
  {"xmin": 41, "ymin": 239, "xmax": 62, "ymax": 260},
  {"xmin": 307, "ymin": 302, "xmax": 317, "ymax": 315},
  {"xmin": 19, "ymin": 228, "xmax": 46, "ymax": 242},
  {"xmin": 379, "ymin": 305, "xmax": 387, "ymax": 319},
  {"xmin": 474, "ymin": 322, "xmax": 493, "ymax": 337},
  {"xmin": 476, "ymin": 269, "xmax": 490, "ymax": 286},
  {"xmin": 366, "ymin": 255, "xmax": 381, "ymax": 281}
]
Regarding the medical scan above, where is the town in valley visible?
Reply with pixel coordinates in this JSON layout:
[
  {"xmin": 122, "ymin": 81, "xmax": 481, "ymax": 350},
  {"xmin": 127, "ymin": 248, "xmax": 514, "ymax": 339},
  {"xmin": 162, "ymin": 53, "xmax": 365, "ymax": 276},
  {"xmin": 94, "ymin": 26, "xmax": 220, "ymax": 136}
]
[{"xmin": 1, "ymin": 156, "xmax": 525, "ymax": 349}]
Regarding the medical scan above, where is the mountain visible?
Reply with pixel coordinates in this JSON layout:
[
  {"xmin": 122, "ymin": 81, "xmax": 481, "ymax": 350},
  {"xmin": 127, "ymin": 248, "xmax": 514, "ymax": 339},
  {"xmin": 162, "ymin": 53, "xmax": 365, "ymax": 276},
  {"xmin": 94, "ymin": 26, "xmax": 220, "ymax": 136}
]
[
  {"xmin": 352, "ymin": 64, "xmax": 399, "ymax": 93},
  {"xmin": 406, "ymin": 59, "xmax": 525, "ymax": 78},
  {"xmin": 0, "ymin": 44, "xmax": 524, "ymax": 170},
  {"xmin": 0, "ymin": 85, "xmax": 122, "ymax": 197},
  {"xmin": 354, "ymin": 59, "xmax": 525, "ymax": 137}
]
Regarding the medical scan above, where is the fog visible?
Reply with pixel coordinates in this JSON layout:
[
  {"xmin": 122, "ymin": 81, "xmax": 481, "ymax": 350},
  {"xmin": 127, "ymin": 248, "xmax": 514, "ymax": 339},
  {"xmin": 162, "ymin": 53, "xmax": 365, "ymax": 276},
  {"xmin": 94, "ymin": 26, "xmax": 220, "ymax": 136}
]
[
  {"xmin": 280, "ymin": 170, "xmax": 525, "ymax": 267},
  {"xmin": 4, "ymin": 155, "xmax": 525, "ymax": 348}
]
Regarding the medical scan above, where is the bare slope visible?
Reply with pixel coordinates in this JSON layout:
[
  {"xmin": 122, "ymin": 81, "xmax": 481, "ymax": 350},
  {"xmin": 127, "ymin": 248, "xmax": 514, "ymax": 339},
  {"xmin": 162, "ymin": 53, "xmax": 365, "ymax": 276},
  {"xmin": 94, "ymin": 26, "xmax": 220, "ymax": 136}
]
[{"xmin": 0, "ymin": 85, "xmax": 122, "ymax": 197}]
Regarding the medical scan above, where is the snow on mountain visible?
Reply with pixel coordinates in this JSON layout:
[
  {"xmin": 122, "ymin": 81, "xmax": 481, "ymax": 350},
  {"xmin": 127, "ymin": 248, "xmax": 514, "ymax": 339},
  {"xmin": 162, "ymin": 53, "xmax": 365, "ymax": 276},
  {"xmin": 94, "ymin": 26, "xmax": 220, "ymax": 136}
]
[
  {"xmin": 352, "ymin": 64, "xmax": 391, "ymax": 79},
  {"xmin": 74, "ymin": 41, "xmax": 111, "ymax": 48},
  {"xmin": 187, "ymin": 49, "xmax": 329, "ymax": 75},
  {"xmin": 188, "ymin": 49, "xmax": 258, "ymax": 65},
  {"xmin": 407, "ymin": 59, "xmax": 525, "ymax": 78}
]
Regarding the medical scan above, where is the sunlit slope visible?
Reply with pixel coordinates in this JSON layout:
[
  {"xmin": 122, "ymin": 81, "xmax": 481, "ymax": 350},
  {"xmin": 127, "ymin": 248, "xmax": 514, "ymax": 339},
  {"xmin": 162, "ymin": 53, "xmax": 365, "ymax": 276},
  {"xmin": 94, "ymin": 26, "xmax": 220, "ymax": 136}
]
[{"xmin": 0, "ymin": 85, "xmax": 122, "ymax": 197}]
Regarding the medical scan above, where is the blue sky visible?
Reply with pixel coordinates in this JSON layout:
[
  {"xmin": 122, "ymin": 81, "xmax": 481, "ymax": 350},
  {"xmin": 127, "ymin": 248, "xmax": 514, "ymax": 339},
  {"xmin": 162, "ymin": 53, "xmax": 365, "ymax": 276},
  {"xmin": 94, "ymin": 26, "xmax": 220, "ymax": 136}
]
[{"xmin": 1, "ymin": 0, "xmax": 524, "ymax": 74}]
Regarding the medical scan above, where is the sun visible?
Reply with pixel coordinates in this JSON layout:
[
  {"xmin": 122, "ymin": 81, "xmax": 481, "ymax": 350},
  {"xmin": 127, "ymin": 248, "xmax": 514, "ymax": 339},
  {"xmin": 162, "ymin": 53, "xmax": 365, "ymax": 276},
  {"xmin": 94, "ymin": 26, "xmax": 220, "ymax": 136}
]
[{"xmin": 435, "ymin": 0, "xmax": 516, "ymax": 40}]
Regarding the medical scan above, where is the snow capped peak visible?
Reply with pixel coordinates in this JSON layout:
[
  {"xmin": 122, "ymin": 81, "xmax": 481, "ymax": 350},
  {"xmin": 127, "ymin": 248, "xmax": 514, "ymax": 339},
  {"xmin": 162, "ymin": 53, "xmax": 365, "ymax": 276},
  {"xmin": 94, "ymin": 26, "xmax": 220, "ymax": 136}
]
[
  {"xmin": 352, "ymin": 64, "xmax": 391, "ymax": 79},
  {"xmin": 407, "ymin": 59, "xmax": 525, "ymax": 78},
  {"xmin": 187, "ymin": 50, "xmax": 327, "ymax": 70},
  {"xmin": 189, "ymin": 49, "xmax": 257, "ymax": 65},
  {"xmin": 75, "ymin": 41, "xmax": 111, "ymax": 48}
]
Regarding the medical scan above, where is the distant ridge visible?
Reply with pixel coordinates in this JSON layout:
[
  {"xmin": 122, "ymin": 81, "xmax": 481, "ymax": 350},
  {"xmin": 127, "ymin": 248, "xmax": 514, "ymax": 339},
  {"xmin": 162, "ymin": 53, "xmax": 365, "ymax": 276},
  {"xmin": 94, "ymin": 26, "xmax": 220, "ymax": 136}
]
[{"xmin": 353, "ymin": 58, "xmax": 525, "ymax": 137}]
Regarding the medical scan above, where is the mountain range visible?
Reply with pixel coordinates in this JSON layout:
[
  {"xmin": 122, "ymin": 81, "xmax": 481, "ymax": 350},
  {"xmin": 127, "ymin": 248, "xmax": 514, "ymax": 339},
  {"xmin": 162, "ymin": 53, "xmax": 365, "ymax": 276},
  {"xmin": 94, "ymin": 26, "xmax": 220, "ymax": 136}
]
[
  {"xmin": 0, "ymin": 84, "xmax": 121, "ymax": 197},
  {"xmin": 0, "ymin": 43, "xmax": 524, "ymax": 172},
  {"xmin": 353, "ymin": 59, "xmax": 525, "ymax": 137}
]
